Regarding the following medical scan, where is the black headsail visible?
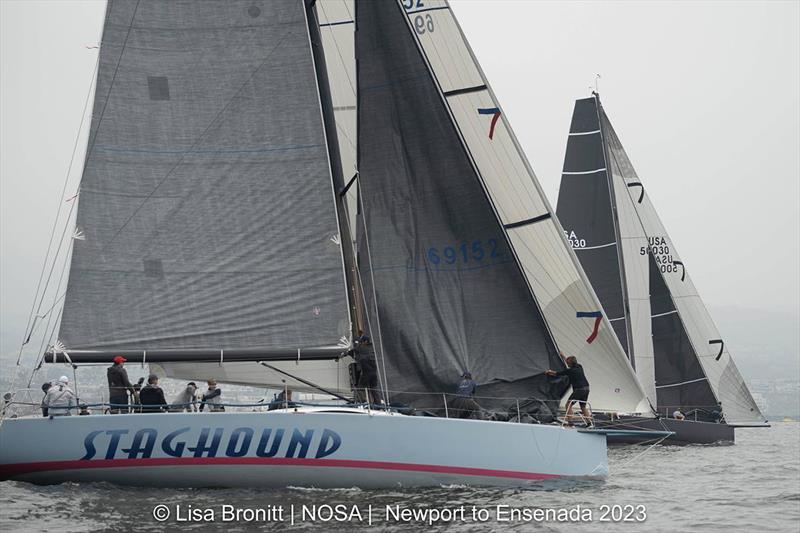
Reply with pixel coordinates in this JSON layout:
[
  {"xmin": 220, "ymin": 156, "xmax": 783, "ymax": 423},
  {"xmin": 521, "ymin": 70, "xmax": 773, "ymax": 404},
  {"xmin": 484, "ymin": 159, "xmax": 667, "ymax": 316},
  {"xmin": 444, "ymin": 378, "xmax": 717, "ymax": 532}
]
[
  {"xmin": 647, "ymin": 254, "xmax": 719, "ymax": 415},
  {"xmin": 50, "ymin": 0, "xmax": 353, "ymax": 363},
  {"xmin": 556, "ymin": 96, "xmax": 632, "ymax": 360},
  {"xmin": 354, "ymin": 0, "xmax": 566, "ymax": 411}
]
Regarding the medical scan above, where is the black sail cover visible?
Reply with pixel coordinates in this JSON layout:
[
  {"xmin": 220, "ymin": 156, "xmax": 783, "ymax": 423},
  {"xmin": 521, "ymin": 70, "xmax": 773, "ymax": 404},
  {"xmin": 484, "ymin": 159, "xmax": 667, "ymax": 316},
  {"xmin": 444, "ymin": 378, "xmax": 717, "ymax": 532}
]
[
  {"xmin": 648, "ymin": 254, "xmax": 719, "ymax": 416},
  {"xmin": 58, "ymin": 0, "xmax": 351, "ymax": 353},
  {"xmin": 355, "ymin": 0, "xmax": 565, "ymax": 412},
  {"xmin": 555, "ymin": 97, "xmax": 630, "ymax": 357}
]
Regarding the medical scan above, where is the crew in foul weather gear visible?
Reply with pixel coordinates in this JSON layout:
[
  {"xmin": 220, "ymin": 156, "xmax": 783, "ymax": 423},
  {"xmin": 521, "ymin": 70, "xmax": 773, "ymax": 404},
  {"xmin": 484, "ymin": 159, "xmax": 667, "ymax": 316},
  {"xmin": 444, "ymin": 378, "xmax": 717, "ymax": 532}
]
[
  {"xmin": 43, "ymin": 375, "xmax": 77, "ymax": 416},
  {"xmin": 107, "ymin": 355, "xmax": 135, "ymax": 414}
]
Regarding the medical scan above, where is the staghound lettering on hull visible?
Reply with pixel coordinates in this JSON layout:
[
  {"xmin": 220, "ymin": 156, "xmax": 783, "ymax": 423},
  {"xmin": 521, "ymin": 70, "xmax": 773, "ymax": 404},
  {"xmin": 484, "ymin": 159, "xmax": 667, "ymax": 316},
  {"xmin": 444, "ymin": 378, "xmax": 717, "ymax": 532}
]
[{"xmin": 81, "ymin": 427, "xmax": 342, "ymax": 461}]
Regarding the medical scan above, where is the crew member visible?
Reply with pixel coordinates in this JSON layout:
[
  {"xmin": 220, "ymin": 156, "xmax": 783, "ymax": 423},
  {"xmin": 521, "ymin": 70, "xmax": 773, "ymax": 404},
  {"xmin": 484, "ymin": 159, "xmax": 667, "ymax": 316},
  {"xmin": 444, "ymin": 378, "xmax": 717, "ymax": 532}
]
[
  {"xmin": 138, "ymin": 374, "xmax": 168, "ymax": 413},
  {"xmin": 200, "ymin": 379, "xmax": 224, "ymax": 412},
  {"xmin": 172, "ymin": 382, "xmax": 198, "ymax": 412},
  {"xmin": 43, "ymin": 375, "xmax": 77, "ymax": 416},
  {"xmin": 107, "ymin": 355, "xmax": 134, "ymax": 414},
  {"xmin": 40, "ymin": 381, "xmax": 52, "ymax": 417},
  {"xmin": 450, "ymin": 371, "xmax": 481, "ymax": 419},
  {"xmin": 546, "ymin": 352, "xmax": 591, "ymax": 422},
  {"xmin": 353, "ymin": 335, "xmax": 383, "ymax": 405}
]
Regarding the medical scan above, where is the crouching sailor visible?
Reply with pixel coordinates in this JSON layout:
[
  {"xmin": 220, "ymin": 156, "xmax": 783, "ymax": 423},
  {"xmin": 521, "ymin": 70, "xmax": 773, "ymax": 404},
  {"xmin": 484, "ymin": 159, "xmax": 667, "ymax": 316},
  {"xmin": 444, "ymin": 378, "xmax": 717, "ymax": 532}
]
[
  {"xmin": 450, "ymin": 372, "xmax": 482, "ymax": 419},
  {"xmin": 43, "ymin": 375, "xmax": 77, "ymax": 417}
]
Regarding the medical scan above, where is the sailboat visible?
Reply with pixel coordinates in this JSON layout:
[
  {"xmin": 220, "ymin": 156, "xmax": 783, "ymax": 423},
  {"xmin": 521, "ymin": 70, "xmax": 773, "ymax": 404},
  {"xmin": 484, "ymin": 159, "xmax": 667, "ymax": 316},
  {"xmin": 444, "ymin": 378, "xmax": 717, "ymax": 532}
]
[
  {"xmin": 0, "ymin": 1, "xmax": 662, "ymax": 488},
  {"xmin": 556, "ymin": 93, "xmax": 768, "ymax": 444}
]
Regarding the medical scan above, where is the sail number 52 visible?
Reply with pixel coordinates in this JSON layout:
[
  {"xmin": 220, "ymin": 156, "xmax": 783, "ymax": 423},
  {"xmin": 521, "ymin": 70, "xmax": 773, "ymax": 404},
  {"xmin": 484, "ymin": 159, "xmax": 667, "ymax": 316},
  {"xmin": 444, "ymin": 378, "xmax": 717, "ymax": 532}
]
[{"xmin": 403, "ymin": 0, "xmax": 435, "ymax": 34}]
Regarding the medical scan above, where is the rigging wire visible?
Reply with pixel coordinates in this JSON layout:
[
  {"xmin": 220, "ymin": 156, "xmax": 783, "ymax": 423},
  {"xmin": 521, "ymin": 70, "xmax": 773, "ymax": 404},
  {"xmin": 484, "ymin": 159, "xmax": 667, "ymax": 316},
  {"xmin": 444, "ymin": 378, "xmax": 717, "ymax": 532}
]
[
  {"xmin": 8, "ymin": 7, "xmax": 108, "ymax": 392},
  {"xmin": 314, "ymin": 1, "xmax": 358, "ymax": 162}
]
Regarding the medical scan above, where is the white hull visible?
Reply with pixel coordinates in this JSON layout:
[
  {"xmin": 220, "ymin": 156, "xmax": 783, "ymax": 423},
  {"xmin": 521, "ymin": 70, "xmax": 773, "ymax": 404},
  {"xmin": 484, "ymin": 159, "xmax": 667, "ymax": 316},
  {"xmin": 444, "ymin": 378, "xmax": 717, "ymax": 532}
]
[{"xmin": 0, "ymin": 408, "xmax": 607, "ymax": 488}]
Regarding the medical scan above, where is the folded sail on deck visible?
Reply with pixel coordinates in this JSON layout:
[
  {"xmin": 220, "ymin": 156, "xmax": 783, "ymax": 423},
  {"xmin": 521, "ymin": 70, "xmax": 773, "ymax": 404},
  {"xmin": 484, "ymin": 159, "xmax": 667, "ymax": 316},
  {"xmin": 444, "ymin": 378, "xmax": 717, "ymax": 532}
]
[
  {"xmin": 58, "ymin": 0, "xmax": 352, "ymax": 357},
  {"xmin": 355, "ymin": 0, "xmax": 651, "ymax": 414}
]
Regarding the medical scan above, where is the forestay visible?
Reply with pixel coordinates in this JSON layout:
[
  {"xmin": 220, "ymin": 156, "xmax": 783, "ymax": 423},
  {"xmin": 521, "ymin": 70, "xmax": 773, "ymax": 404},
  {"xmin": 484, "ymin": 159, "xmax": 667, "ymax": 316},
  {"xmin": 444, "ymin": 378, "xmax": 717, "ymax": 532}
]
[
  {"xmin": 601, "ymin": 109, "xmax": 764, "ymax": 424},
  {"xmin": 57, "ymin": 0, "xmax": 352, "ymax": 356},
  {"xmin": 397, "ymin": 0, "xmax": 651, "ymax": 413}
]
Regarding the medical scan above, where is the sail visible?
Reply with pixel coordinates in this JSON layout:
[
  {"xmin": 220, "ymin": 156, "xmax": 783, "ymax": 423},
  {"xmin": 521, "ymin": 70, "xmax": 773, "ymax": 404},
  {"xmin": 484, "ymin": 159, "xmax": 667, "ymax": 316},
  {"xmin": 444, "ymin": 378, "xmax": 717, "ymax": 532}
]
[
  {"xmin": 556, "ymin": 96, "xmax": 656, "ymax": 403},
  {"xmin": 316, "ymin": 1, "xmax": 358, "ymax": 230},
  {"xmin": 647, "ymin": 253, "xmax": 718, "ymax": 415},
  {"xmin": 600, "ymin": 107, "xmax": 765, "ymax": 424},
  {"xmin": 57, "ymin": 0, "xmax": 352, "ymax": 356},
  {"xmin": 153, "ymin": 358, "xmax": 354, "ymax": 395},
  {"xmin": 555, "ymin": 98, "xmax": 631, "ymax": 358},
  {"xmin": 355, "ymin": 0, "xmax": 564, "ymax": 412},
  {"xmin": 355, "ymin": 0, "xmax": 651, "ymax": 414}
]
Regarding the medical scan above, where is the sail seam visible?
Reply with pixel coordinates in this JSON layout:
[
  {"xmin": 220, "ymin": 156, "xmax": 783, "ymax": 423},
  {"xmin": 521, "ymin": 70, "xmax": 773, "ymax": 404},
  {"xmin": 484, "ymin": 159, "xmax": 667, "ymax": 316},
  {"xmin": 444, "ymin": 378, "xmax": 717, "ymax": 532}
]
[
  {"xmin": 562, "ymin": 168, "xmax": 606, "ymax": 175},
  {"xmin": 320, "ymin": 20, "xmax": 353, "ymax": 27},
  {"xmin": 406, "ymin": 6, "xmax": 450, "ymax": 15},
  {"xmin": 651, "ymin": 310, "xmax": 678, "ymax": 318},
  {"xmin": 569, "ymin": 129, "xmax": 601, "ymax": 136},
  {"xmin": 656, "ymin": 377, "xmax": 708, "ymax": 389},
  {"xmin": 573, "ymin": 241, "xmax": 616, "ymax": 251},
  {"xmin": 443, "ymin": 85, "xmax": 487, "ymax": 97},
  {"xmin": 503, "ymin": 213, "xmax": 551, "ymax": 230}
]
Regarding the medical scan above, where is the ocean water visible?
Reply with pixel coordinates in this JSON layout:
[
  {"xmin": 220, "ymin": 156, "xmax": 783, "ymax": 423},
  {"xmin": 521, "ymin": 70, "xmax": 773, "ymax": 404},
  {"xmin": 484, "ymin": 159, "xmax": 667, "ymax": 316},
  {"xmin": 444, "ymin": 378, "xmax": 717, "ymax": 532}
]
[{"xmin": 1, "ymin": 423, "xmax": 798, "ymax": 532}]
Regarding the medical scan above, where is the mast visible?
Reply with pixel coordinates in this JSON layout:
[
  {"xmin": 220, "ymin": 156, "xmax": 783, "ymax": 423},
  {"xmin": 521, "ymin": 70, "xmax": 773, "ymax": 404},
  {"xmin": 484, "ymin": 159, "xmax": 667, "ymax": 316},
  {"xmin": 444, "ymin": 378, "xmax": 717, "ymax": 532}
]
[{"xmin": 594, "ymin": 93, "xmax": 636, "ymax": 366}]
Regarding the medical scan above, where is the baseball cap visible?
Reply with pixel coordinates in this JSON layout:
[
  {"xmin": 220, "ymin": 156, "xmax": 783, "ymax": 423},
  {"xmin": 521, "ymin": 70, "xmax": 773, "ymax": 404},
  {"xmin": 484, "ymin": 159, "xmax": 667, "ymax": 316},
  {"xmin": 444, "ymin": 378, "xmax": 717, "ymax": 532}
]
[{"xmin": 113, "ymin": 355, "xmax": 126, "ymax": 364}]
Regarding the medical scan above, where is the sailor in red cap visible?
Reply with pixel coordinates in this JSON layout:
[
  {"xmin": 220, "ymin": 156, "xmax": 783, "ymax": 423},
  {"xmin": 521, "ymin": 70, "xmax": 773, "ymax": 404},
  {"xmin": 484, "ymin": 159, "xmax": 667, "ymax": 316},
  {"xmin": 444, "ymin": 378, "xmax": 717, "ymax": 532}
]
[{"xmin": 107, "ymin": 355, "xmax": 134, "ymax": 413}]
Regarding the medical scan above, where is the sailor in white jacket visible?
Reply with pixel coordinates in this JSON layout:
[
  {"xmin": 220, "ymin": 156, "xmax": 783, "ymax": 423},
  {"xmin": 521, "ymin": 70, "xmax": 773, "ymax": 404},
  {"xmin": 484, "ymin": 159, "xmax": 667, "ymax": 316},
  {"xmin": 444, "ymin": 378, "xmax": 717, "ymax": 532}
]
[{"xmin": 43, "ymin": 376, "xmax": 77, "ymax": 416}]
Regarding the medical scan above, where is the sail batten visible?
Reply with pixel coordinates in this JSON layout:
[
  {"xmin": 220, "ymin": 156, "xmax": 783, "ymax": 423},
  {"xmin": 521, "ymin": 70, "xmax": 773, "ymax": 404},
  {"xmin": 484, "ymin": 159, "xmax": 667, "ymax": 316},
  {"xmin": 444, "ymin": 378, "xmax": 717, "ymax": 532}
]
[{"xmin": 56, "ymin": 0, "xmax": 352, "ymax": 355}]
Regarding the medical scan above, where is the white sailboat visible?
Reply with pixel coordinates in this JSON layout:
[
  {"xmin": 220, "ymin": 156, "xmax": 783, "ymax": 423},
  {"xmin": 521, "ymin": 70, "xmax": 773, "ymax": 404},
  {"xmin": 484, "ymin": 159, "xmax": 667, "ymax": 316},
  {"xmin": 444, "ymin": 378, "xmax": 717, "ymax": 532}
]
[{"xmin": 1, "ymin": 0, "xmax": 662, "ymax": 488}]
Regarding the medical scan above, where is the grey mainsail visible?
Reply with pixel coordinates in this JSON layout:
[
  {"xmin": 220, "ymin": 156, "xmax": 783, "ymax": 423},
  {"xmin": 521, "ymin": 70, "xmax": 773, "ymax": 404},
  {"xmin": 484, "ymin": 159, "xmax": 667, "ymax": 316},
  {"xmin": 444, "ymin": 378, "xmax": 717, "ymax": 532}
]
[
  {"xmin": 355, "ymin": 0, "xmax": 565, "ymax": 410},
  {"xmin": 57, "ymin": 0, "xmax": 352, "ymax": 357}
]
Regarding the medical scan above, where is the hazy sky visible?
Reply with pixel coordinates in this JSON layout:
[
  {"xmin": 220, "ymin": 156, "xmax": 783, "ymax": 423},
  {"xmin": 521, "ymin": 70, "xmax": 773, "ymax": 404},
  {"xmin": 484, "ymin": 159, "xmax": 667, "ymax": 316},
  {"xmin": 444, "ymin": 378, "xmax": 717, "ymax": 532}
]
[{"xmin": 1, "ymin": 1, "xmax": 798, "ymax": 362}]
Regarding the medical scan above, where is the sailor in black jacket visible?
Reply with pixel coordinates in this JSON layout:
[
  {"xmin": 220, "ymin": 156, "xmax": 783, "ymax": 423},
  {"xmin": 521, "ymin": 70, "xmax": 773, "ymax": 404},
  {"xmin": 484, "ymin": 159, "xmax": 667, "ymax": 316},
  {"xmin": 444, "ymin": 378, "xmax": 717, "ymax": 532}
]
[
  {"xmin": 139, "ymin": 374, "xmax": 168, "ymax": 413},
  {"xmin": 546, "ymin": 352, "xmax": 591, "ymax": 422}
]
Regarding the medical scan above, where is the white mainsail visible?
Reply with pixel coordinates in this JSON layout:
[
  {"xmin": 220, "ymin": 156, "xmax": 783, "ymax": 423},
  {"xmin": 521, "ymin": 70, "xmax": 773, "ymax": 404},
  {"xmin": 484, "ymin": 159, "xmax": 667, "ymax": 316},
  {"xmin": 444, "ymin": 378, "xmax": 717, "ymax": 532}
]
[
  {"xmin": 605, "ymin": 131, "xmax": 657, "ymax": 404},
  {"xmin": 401, "ymin": 0, "xmax": 651, "ymax": 414}
]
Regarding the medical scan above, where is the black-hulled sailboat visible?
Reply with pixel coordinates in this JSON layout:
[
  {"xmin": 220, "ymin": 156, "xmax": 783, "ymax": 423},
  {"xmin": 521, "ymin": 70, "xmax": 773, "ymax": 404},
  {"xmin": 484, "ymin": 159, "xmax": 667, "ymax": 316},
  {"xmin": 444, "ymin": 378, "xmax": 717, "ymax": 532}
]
[{"xmin": 557, "ymin": 93, "xmax": 768, "ymax": 444}]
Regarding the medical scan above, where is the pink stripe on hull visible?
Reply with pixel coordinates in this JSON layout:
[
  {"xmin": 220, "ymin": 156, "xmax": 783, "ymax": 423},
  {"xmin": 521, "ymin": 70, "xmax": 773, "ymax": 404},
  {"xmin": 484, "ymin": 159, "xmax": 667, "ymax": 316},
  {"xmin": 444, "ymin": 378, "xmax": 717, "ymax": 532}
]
[{"xmin": 1, "ymin": 457, "xmax": 559, "ymax": 481}]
